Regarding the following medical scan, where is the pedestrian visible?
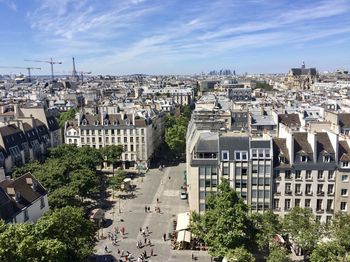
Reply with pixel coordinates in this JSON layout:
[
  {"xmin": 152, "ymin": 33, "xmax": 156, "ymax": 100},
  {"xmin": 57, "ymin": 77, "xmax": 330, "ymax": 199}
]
[
  {"xmin": 191, "ymin": 252, "xmax": 195, "ymax": 260},
  {"xmin": 151, "ymin": 248, "xmax": 153, "ymax": 256},
  {"xmin": 116, "ymin": 226, "xmax": 119, "ymax": 234},
  {"xmin": 168, "ymin": 175, "xmax": 170, "ymax": 180},
  {"xmin": 148, "ymin": 206, "xmax": 150, "ymax": 212},
  {"xmin": 146, "ymin": 226, "xmax": 149, "ymax": 234},
  {"xmin": 142, "ymin": 229, "xmax": 145, "ymax": 236},
  {"xmin": 144, "ymin": 238, "xmax": 147, "ymax": 244},
  {"xmin": 105, "ymin": 245, "xmax": 108, "ymax": 253},
  {"xmin": 148, "ymin": 239, "xmax": 151, "ymax": 246},
  {"xmin": 121, "ymin": 250, "xmax": 124, "ymax": 256},
  {"xmin": 145, "ymin": 205, "xmax": 147, "ymax": 212},
  {"xmin": 143, "ymin": 250, "xmax": 147, "ymax": 258},
  {"xmin": 139, "ymin": 227, "xmax": 142, "ymax": 233},
  {"xmin": 163, "ymin": 233, "xmax": 166, "ymax": 241},
  {"xmin": 136, "ymin": 241, "xmax": 139, "ymax": 249},
  {"xmin": 156, "ymin": 198, "xmax": 159, "ymax": 203},
  {"xmin": 117, "ymin": 249, "xmax": 120, "ymax": 254}
]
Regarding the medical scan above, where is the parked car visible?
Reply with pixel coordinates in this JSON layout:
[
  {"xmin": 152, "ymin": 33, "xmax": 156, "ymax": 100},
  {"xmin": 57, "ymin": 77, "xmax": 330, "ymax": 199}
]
[{"xmin": 180, "ymin": 191, "xmax": 188, "ymax": 200}]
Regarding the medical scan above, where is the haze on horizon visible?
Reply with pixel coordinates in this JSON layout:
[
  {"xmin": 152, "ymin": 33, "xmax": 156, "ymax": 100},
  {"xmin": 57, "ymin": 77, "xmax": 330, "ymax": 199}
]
[{"xmin": 0, "ymin": 0, "xmax": 349, "ymax": 75}]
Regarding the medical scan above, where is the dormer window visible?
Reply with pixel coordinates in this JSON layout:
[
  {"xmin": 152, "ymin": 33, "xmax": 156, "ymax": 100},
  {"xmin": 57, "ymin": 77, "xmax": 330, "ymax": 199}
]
[
  {"xmin": 221, "ymin": 151, "xmax": 229, "ymax": 161},
  {"xmin": 15, "ymin": 192, "xmax": 21, "ymax": 202},
  {"xmin": 301, "ymin": 155, "xmax": 308, "ymax": 162},
  {"xmin": 82, "ymin": 119, "xmax": 87, "ymax": 126},
  {"xmin": 323, "ymin": 156, "xmax": 330, "ymax": 163},
  {"xmin": 94, "ymin": 121, "xmax": 99, "ymax": 126},
  {"xmin": 279, "ymin": 156, "xmax": 286, "ymax": 163},
  {"xmin": 104, "ymin": 119, "xmax": 109, "ymax": 126},
  {"xmin": 342, "ymin": 161, "xmax": 350, "ymax": 168}
]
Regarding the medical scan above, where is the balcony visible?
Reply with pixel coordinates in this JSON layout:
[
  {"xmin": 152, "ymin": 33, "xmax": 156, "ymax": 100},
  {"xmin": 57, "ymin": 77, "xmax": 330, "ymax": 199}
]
[
  {"xmin": 326, "ymin": 209, "xmax": 334, "ymax": 214},
  {"xmin": 317, "ymin": 191, "xmax": 325, "ymax": 196},
  {"xmin": 327, "ymin": 191, "xmax": 335, "ymax": 196},
  {"xmin": 295, "ymin": 191, "xmax": 302, "ymax": 196},
  {"xmin": 305, "ymin": 191, "xmax": 313, "ymax": 196},
  {"xmin": 316, "ymin": 208, "xmax": 324, "ymax": 213},
  {"xmin": 275, "ymin": 192, "xmax": 281, "ymax": 196}
]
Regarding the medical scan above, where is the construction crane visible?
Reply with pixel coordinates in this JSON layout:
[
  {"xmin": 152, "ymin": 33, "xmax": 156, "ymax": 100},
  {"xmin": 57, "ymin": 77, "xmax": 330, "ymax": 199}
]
[
  {"xmin": 0, "ymin": 66, "xmax": 41, "ymax": 82},
  {"xmin": 24, "ymin": 58, "xmax": 62, "ymax": 81}
]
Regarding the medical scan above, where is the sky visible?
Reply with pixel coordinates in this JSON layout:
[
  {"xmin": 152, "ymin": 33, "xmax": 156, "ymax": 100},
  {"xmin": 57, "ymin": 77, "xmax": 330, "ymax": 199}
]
[{"xmin": 0, "ymin": 0, "xmax": 350, "ymax": 75}]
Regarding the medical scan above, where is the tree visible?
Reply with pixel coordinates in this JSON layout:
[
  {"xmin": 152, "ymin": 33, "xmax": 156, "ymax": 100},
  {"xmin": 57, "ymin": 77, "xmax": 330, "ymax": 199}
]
[
  {"xmin": 190, "ymin": 179, "xmax": 254, "ymax": 257},
  {"xmin": 108, "ymin": 170, "xmax": 125, "ymax": 199},
  {"xmin": 70, "ymin": 168, "xmax": 98, "ymax": 200},
  {"xmin": 251, "ymin": 210, "xmax": 282, "ymax": 251},
  {"xmin": 58, "ymin": 108, "xmax": 76, "ymax": 128},
  {"xmin": 35, "ymin": 206, "xmax": 97, "ymax": 262},
  {"xmin": 165, "ymin": 114, "xmax": 177, "ymax": 128},
  {"xmin": 165, "ymin": 124, "xmax": 187, "ymax": 154},
  {"xmin": 48, "ymin": 186, "xmax": 82, "ymax": 209},
  {"xmin": 331, "ymin": 212, "xmax": 350, "ymax": 253},
  {"xmin": 310, "ymin": 241, "xmax": 344, "ymax": 262},
  {"xmin": 180, "ymin": 105, "xmax": 192, "ymax": 120},
  {"xmin": 12, "ymin": 161, "xmax": 41, "ymax": 178},
  {"xmin": 102, "ymin": 145, "xmax": 124, "ymax": 174},
  {"xmin": 283, "ymin": 207, "xmax": 320, "ymax": 256},
  {"xmin": 266, "ymin": 243, "xmax": 291, "ymax": 262},
  {"xmin": 225, "ymin": 247, "xmax": 255, "ymax": 262}
]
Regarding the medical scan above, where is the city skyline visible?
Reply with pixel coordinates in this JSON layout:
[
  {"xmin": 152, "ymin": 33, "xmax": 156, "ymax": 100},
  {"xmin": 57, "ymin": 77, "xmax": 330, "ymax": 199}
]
[{"xmin": 0, "ymin": 0, "xmax": 350, "ymax": 75}]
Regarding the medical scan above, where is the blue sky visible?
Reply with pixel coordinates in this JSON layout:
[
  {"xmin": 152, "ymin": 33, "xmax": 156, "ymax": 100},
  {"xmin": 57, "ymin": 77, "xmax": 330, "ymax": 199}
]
[{"xmin": 0, "ymin": 0, "xmax": 350, "ymax": 75}]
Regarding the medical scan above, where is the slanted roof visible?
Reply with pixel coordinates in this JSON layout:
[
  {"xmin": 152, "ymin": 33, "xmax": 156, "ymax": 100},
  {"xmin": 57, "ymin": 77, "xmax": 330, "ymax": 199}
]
[
  {"xmin": 339, "ymin": 113, "xmax": 350, "ymax": 129},
  {"xmin": 317, "ymin": 133, "xmax": 334, "ymax": 155},
  {"xmin": 339, "ymin": 141, "xmax": 350, "ymax": 161},
  {"xmin": 294, "ymin": 133, "xmax": 313, "ymax": 155},
  {"xmin": 273, "ymin": 138, "xmax": 290, "ymax": 167},
  {"xmin": 0, "ymin": 173, "xmax": 47, "ymax": 211},
  {"xmin": 278, "ymin": 114, "xmax": 301, "ymax": 127}
]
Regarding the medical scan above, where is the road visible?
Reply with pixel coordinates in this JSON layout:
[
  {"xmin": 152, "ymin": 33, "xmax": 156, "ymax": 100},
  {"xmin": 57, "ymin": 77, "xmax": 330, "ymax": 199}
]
[{"xmin": 94, "ymin": 163, "xmax": 211, "ymax": 262}]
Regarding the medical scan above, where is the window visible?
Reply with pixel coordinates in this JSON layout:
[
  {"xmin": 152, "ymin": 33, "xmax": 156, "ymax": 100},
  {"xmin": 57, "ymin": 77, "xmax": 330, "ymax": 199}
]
[
  {"xmin": 328, "ymin": 171, "xmax": 335, "ymax": 180},
  {"xmin": 265, "ymin": 149, "xmax": 270, "ymax": 158},
  {"xmin": 252, "ymin": 149, "xmax": 257, "ymax": 158},
  {"xmin": 342, "ymin": 175, "xmax": 349, "ymax": 182},
  {"xmin": 326, "ymin": 216, "xmax": 332, "ymax": 224},
  {"xmin": 221, "ymin": 151, "xmax": 229, "ymax": 161},
  {"xmin": 305, "ymin": 184, "xmax": 312, "ymax": 195},
  {"xmin": 317, "ymin": 171, "xmax": 324, "ymax": 180},
  {"xmin": 258, "ymin": 149, "xmax": 264, "ymax": 158},
  {"xmin": 306, "ymin": 171, "xmax": 312, "ymax": 180},
  {"xmin": 273, "ymin": 199, "xmax": 279, "ymax": 210},
  {"xmin": 40, "ymin": 197, "xmax": 45, "ymax": 209},
  {"xmin": 223, "ymin": 167, "xmax": 229, "ymax": 176},
  {"xmin": 327, "ymin": 199, "xmax": 333, "ymax": 211},
  {"xmin": 98, "ymin": 137, "xmax": 102, "ymax": 143},
  {"xmin": 341, "ymin": 202, "xmax": 347, "ymax": 211},
  {"xmin": 341, "ymin": 189, "xmax": 348, "ymax": 196},
  {"xmin": 124, "ymin": 137, "xmax": 127, "ymax": 143},
  {"xmin": 295, "ymin": 170, "xmax": 301, "ymax": 180},
  {"xmin": 235, "ymin": 151, "xmax": 248, "ymax": 161},
  {"xmin": 301, "ymin": 155, "xmax": 307, "ymax": 162},
  {"xmin": 285, "ymin": 183, "xmax": 292, "ymax": 195},
  {"xmin": 285, "ymin": 199, "xmax": 291, "ymax": 210},
  {"xmin": 328, "ymin": 184, "xmax": 334, "ymax": 195},
  {"xmin": 305, "ymin": 199, "xmax": 311, "ymax": 208},
  {"xmin": 285, "ymin": 170, "xmax": 292, "ymax": 180},
  {"xmin": 295, "ymin": 184, "xmax": 301, "ymax": 194},
  {"xmin": 343, "ymin": 162, "xmax": 350, "ymax": 168},
  {"xmin": 317, "ymin": 184, "xmax": 324, "ymax": 195},
  {"xmin": 323, "ymin": 155, "xmax": 330, "ymax": 162},
  {"xmin": 295, "ymin": 199, "xmax": 301, "ymax": 207}
]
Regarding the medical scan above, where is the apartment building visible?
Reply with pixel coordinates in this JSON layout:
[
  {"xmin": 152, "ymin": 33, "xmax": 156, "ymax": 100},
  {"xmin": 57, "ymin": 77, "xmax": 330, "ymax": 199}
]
[
  {"xmin": 65, "ymin": 108, "xmax": 164, "ymax": 170},
  {"xmin": 0, "ymin": 104, "xmax": 61, "ymax": 177}
]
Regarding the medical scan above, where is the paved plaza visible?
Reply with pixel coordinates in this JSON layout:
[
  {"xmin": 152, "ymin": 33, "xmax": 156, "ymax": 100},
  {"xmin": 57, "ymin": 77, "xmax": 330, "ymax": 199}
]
[{"xmin": 94, "ymin": 163, "xmax": 212, "ymax": 262}]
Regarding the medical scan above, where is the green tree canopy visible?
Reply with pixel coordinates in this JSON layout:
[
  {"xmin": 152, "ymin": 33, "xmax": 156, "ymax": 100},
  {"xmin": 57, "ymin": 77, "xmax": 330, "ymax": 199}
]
[
  {"xmin": 251, "ymin": 210, "xmax": 282, "ymax": 251},
  {"xmin": 225, "ymin": 247, "xmax": 255, "ymax": 262},
  {"xmin": 108, "ymin": 170, "xmax": 126, "ymax": 192},
  {"xmin": 283, "ymin": 207, "xmax": 320, "ymax": 256},
  {"xmin": 330, "ymin": 212, "xmax": 350, "ymax": 254},
  {"xmin": 266, "ymin": 244, "xmax": 291, "ymax": 262},
  {"xmin": 165, "ymin": 124, "xmax": 187, "ymax": 154},
  {"xmin": 180, "ymin": 105, "xmax": 192, "ymax": 120},
  {"xmin": 35, "ymin": 206, "xmax": 97, "ymax": 262},
  {"xmin": 190, "ymin": 179, "xmax": 254, "ymax": 257},
  {"xmin": 48, "ymin": 186, "xmax": 82, "ymax": 209},
  {"xmin": 101, "ymin": 145, "xmax": 124, "ymax": 173},
  {"xmin": 70, "ymin": 168, "xmax": 98, "ymax": 199},
  {"xmin": 310, "ymin": 241, "xmax": 344, "ymax": 262},
  {"xmin": 58, "ymin": 108, "xmax": 76, "ymax": 128}
]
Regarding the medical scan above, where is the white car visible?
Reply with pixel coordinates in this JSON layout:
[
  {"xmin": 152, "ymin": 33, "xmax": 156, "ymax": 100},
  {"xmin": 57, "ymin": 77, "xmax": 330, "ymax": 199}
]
[{"xmin": 180, "ymin": 191, "xmax": 187, "ymax": 200}]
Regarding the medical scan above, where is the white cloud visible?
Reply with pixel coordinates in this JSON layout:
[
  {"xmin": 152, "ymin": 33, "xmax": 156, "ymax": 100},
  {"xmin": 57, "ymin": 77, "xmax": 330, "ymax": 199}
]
[{"xmin": 0, "ymin": 0, "xmax": 17, "ymax": 11}]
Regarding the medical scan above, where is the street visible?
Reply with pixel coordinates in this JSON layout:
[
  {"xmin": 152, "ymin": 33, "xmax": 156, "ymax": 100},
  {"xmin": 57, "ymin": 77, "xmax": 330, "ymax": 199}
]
[{"xmin": 94, "ymin": 163, "xmax": 211, "ymax": 262}]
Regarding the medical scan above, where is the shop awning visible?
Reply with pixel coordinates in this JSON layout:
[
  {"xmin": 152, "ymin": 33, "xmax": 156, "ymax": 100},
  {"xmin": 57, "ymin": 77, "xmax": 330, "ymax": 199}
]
[
  {"xmin": 177, "ymin": 230, "xmax": 192, "ymax": 243},
  {"xmin": 176, "ymin": 212, "xmax": 190, "ymax": 231}
]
